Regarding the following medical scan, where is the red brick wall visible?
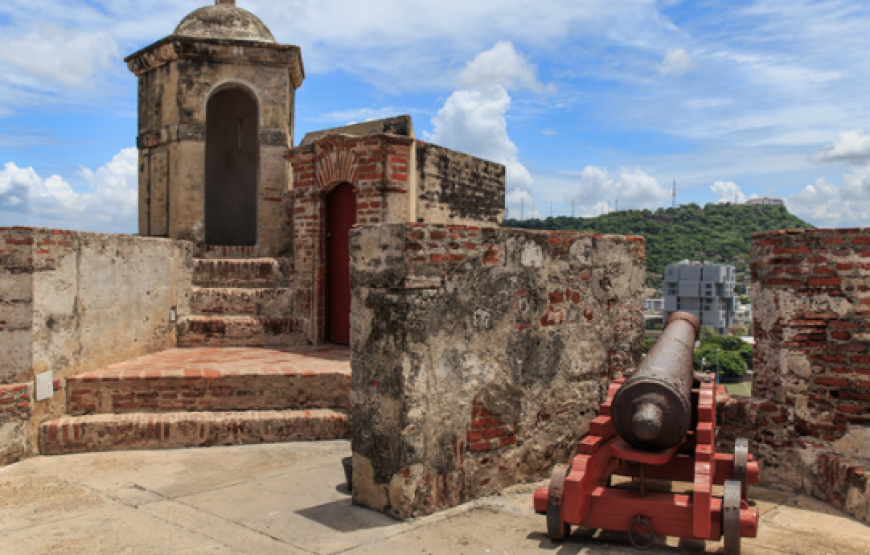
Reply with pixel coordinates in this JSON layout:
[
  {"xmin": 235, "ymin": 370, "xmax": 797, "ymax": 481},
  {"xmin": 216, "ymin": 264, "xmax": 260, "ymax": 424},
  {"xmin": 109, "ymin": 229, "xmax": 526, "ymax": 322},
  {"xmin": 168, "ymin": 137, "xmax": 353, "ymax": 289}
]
[
  {"xmin": 722, "ymin": 228, "xmax": 870, "ymax": 522},
  {"xmin": 0, "ymin": 384, "xmax": 32, "ymax": 465},
  {"xmin": 0, "ymin": 384, "xmax": 31, "ymax": 421},
  {"xmin": 752, "ymin": 229, "xmax": 870, "ymax": 438}
]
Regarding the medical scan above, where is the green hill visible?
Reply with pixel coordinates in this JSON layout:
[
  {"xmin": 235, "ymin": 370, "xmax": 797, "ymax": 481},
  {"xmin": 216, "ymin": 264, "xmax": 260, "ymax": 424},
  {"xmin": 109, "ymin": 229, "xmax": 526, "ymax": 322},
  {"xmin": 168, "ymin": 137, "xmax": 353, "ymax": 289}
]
[{"xmin": 505, "ymin": 203, "xmax": 813, "ymax": 288}]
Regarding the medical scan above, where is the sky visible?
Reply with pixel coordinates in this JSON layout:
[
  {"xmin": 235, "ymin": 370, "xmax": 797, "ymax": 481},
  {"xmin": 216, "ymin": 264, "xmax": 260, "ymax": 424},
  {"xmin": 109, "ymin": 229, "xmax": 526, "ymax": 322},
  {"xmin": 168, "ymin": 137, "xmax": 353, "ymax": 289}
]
[{"xmin": 1, "ymin": 0, "xmax": 870, "ymax": 233}]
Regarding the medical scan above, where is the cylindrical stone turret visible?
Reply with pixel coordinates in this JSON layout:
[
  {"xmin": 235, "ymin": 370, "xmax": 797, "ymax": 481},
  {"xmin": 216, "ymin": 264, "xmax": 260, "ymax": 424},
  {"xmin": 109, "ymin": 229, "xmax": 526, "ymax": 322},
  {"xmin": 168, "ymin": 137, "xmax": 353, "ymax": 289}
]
[{"xmin": 611, "ymin": 311, "xmax": 700, "ymax": 452}]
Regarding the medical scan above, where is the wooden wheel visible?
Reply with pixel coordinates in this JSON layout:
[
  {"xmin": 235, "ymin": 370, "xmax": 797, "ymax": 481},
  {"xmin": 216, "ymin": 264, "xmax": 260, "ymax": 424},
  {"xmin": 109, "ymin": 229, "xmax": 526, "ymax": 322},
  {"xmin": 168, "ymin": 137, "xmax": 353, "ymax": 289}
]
[
  {"xmin": 733, "ymin": 438, "xmax": 750, "ymax": 501},
  {"xmin": 546, "ymin": 464, "xmax": 571, "ymax": 540},
  {"xmin": 723, "ymin": 480, "xmax": 742, "ymax": 555}
]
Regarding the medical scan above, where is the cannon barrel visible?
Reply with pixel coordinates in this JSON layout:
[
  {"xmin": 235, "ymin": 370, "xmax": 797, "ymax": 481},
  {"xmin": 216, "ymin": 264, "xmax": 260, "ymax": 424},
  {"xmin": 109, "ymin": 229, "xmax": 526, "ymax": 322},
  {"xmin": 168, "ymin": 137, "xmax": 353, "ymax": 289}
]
[{"xmin": 611, "ymin": 311, "xmax": 700, "ymax": 452}]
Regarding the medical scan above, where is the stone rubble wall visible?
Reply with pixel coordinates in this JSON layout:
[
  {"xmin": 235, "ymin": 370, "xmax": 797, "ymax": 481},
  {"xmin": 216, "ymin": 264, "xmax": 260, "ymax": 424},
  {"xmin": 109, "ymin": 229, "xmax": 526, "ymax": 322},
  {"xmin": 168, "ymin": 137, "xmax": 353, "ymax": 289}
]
[
  {"xmin": 0, "ymin": 227, "xmax": 193, "ymax": 465},
  {"xmin": 718, "ymin": 228, "xmax": 870, "ymax": 523},
  {"xmin": 349, "ymin": 223, "xmax": 645, "ymax": 518},
  {"xmin": 414, "ymin": 143, "xmax": 505, "ymax": 226},
  {"xmin": 0, "ymin": 384, "xmax": 32, "ymax": 466}
]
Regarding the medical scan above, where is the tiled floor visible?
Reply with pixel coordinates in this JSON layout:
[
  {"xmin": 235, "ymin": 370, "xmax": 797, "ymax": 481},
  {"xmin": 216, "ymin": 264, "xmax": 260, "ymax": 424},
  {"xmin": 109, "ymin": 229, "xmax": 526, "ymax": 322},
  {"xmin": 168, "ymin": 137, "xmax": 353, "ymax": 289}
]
[
  {"xmin": 4, "ymin": 441, "xmax": 869, "ymax": 554},
  {"xmin": 73, "ymin": 346, "xmax": 352, "ymax": 380}
]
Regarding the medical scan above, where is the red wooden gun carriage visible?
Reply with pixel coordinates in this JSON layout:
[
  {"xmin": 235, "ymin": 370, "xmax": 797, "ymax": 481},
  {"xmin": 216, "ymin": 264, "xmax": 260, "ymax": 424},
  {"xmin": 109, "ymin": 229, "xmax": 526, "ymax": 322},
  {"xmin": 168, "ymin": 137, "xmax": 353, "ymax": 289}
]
[{"xmin": 534, "ymin": 312, "xmax": 760, "ymax": 553}]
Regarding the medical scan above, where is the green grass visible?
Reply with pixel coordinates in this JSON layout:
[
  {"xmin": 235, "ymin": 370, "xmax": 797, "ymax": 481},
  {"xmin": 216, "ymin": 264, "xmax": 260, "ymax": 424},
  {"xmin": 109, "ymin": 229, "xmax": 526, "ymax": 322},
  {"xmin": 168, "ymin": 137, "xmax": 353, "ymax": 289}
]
[{"xmin": 724, "ymin": 382, "xmax": 752, "ymax": 397}]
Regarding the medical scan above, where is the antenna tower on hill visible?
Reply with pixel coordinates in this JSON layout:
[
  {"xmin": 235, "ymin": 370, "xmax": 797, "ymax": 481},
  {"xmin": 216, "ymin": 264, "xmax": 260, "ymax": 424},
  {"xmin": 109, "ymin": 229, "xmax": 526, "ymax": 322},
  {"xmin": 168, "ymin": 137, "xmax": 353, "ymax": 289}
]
[{"xmin": 672, "ymin": 179, "xmax": 676, "ymax": 208}]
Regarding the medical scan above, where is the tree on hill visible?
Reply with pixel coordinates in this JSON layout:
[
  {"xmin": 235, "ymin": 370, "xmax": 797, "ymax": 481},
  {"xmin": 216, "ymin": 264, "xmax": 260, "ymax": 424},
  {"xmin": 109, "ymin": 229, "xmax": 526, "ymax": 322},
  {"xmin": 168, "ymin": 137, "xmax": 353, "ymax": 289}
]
[{"xmin": 693, "ymin": 335, "xmax": 753, "ymax": 378}]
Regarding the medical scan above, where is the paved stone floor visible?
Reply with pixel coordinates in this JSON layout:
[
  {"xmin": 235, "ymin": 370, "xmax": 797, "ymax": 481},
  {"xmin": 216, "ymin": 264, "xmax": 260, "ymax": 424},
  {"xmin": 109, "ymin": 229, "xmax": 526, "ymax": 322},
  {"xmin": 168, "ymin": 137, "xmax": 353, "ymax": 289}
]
[
  {"xmin": 73, "ymin": 345, "xmax": 352, "ymax": 380},
  {"xmin": 1, "ymin": 441, "xmax": 869, "ymax": 554}
]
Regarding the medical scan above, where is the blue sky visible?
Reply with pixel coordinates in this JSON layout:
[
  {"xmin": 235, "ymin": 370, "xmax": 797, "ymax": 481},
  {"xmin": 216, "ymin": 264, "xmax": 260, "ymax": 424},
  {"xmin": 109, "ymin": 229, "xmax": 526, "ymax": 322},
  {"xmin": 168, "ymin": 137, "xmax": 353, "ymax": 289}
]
[{"xmin": 2, "ymin": 0, "xmax": 870, "ymax": 232}]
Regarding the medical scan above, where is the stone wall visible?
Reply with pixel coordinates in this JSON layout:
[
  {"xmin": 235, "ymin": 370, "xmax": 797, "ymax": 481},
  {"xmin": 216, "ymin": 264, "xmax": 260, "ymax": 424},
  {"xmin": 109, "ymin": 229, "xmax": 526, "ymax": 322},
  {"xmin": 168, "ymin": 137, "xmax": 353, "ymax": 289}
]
[
  {"xmin": 0, "ymin": 384, "xmax": 32, "ymax": 466},
  {"xmin": 415, "ymin": 143, "xmax": 505, "ymax": 226},
  {"xmin": 718, "ymin": 228, "xmax": 870, "ymax": 522},
  {"xmin": 349, "ymin": 223, "xmax": 645, "ymax": 518},
  {"xmin": 0, "ymin": 227, "xmax": 193, "ymax": 464}
]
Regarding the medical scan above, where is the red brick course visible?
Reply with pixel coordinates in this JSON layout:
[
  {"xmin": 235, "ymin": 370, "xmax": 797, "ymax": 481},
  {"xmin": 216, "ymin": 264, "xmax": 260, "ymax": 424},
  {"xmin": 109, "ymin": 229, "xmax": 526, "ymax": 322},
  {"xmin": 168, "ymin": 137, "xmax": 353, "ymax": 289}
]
[
  {"xmin": 66, "ymin": 347, "xmax": 350, "ymax": 415},
  {"xmin": 39, "ymin": 346, "xmax": 351, "ymax": 456},
  {"xmin": 40, "ymin": 409, "xmax": 350, "ymax": 455},
  {"xmin": 0, "ymin": 384, "xmax": 31, "ymax": 419}
]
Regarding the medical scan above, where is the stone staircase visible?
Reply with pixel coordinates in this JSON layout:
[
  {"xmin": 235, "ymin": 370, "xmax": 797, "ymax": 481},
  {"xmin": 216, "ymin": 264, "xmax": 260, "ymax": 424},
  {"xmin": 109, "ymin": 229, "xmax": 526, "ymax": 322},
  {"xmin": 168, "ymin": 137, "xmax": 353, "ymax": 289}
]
[
  {"xmin": 178, "ymin": 247, "xmax": 304, "ymax": 347},
  {"xmin": 39, "ymin": 346, "xmax": 351, "ymax": 455}
]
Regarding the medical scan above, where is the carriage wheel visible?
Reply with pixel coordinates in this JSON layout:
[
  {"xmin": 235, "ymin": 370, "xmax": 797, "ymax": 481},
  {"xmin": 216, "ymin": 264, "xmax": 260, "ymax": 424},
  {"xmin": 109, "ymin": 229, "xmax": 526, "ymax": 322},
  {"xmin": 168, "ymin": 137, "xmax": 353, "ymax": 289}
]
[
  {"xmin": 723, "ymin": 480, "xmax": 742, "ymax": 555},
  {"xmin": 733, "ymin": 438, "xmax": 750, "ymax": 501},
  {"xmin": 546, "ymin": 464, "xmax": 571, "ymax": 540}
]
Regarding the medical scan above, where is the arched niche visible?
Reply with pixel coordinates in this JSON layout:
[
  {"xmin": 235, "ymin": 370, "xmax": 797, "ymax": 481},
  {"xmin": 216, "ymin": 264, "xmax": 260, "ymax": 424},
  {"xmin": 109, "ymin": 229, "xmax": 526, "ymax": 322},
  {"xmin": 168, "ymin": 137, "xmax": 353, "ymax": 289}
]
[{"xmin": 205, "ymin": 87, "xmax": 259, "ymax": 246}]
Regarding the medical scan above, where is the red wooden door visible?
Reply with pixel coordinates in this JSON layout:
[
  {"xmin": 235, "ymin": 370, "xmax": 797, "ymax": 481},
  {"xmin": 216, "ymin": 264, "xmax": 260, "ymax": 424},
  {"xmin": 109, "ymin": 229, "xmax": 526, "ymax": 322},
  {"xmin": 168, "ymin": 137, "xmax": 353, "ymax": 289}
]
[{"xmin": 326, "ymin": 183, "xmax": 357, "ymax": 345}]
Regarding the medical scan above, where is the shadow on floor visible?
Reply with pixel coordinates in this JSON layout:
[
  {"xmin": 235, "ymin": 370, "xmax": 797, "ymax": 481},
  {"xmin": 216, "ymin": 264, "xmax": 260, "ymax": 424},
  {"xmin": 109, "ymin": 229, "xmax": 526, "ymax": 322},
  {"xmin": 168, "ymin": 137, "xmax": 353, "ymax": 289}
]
[{"xmin": 295, "ymin": 498, "xmax": 399, "ymax": 533}]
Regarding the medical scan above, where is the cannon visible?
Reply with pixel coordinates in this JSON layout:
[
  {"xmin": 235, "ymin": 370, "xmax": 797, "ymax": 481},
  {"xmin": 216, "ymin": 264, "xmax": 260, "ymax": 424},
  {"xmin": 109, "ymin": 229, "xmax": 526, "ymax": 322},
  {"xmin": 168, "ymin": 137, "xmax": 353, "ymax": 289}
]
[
  {"xmin": 612, "ymin": 311, "xmax": 699, "ymax": 452},
  {"xmin": 534, "ymin": 312, "xmax": 760, "ymax": 554}
]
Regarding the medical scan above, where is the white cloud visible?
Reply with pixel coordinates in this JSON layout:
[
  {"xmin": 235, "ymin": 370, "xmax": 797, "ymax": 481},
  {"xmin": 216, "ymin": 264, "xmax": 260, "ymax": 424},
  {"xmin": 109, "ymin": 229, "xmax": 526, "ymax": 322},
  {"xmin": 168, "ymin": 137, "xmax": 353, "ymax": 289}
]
[
  {"xmin": 456, "ymin": 41, "xmax": 544, "ymax": 93},
  {"xmin": 812, "ymin": 129, "xmax": 870, "ymax": 166},
  {"xmin": 0, "ymin": 27, "xmax": 118, "ymax": 89},
  {"xmin": 710, "ymin": 181, "xmax": 747, "ymax": 204},
  {"xmin": 578, "ymin": 166, "xmax": 671, "ymax": 208},
  {"xmin": 430, "ymin": 42, "xmax": 541, "ymax": 218},
  {"xmin": 787, "ymin": 167, "xmax": 870, "ymax": 228},
  {"xmin": 658, "ymin": 48, "xmax": 694, "ymax": 76},
  {"xmin": 431, "ymin": 87, "xmax": 513, "ymax": 163},
  {"xmin": 258, "ymin": 0, "xmax": 668, "ymax": 89},
  {"xmin": 0, "ymin": 24, "xmax": 121, "ymax": 113},
  {"xmin": 0, "ymin": 148, "xmax": 138, "ymax": 233}
]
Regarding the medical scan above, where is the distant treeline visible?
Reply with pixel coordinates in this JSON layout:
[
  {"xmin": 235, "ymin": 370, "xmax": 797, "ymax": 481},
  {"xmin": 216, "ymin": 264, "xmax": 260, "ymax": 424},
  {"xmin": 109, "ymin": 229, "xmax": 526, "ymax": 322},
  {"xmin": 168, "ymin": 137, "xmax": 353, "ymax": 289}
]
[{"xmin": 505, "ymin": 203, "xmax": 813, "ymax": 286}]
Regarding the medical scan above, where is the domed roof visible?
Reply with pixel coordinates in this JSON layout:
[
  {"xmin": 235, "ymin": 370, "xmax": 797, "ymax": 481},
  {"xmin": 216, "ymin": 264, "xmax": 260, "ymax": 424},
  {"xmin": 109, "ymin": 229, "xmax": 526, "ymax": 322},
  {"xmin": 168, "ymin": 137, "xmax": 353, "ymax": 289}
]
[{"xmin": 174, "ymin": 1, "xmax": 276, "ymax": 43}]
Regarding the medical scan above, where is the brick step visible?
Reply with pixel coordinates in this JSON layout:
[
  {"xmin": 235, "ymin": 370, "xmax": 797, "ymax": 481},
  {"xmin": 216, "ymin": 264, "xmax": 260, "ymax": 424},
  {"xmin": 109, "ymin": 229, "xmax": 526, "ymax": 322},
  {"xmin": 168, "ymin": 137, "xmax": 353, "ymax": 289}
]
[
  {"xmin": 39, "ymin": 409, "xmax": 350, "ymax": 455},
  {"xmin": 66, "ymin": 361, "xmax": 350, "ymax": 415},
  {"xmin": 202, "ymin": 245, "xmax": 260, "ymax": 259},
  {"xmin": 191, "ymin": 287, "xmax": 294, "ymax": 317},
  {"xmin": 193, "ymin": 258, "xmax": 287, "ymax": 288},
  {"xmin": 177, "ymin": 316, "xmax": 304, "ymax": 347}
]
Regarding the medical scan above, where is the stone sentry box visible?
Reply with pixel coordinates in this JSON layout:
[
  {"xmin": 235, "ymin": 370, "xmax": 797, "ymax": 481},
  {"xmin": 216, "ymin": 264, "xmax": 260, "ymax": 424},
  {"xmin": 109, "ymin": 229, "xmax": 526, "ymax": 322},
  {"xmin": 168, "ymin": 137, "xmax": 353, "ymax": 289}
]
[
  {"xmin": 349, "ymin": 223, "xmax": 645, "ymax": 518},
  {"xmin": 125, "ymin": 0, "xmax": 304, "ymax": 256}
]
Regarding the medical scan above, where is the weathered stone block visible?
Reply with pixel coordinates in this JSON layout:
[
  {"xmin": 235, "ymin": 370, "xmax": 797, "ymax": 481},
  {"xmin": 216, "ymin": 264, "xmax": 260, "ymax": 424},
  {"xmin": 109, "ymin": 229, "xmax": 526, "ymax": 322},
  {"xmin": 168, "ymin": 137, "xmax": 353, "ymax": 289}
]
[
  {"xmin": 0, "ymin": 227, "xmax": 193, "ymax": 464},
  {"xmin": 349, "ymin": 224, "xmax": 644, "ymax": 518}
]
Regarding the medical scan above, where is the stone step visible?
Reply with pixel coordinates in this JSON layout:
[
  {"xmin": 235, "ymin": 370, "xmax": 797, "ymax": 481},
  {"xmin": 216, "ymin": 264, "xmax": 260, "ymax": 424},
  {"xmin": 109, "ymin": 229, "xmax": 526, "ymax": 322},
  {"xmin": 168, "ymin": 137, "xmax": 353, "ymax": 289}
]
[
  {"xmin": 193, "ymin": 258, "xmax": 287, "ymax": 288},
  {"xmin": 66, "ymin": 357, "xmax": 350, "ymax": 416},
  {"xmin": 39, "ymin": 409, "xmax": 349, "ymax": 455},
  {"xmin": 177, "ymin": 316, "xmax": 304, "ymax": 347},
  {"xmin": 191, "ymin": 287, "xmax": 294, "ymax": 317},
  {"xmin": 202, "ymin": 245, "xmax": 260, "ymax": 259}
]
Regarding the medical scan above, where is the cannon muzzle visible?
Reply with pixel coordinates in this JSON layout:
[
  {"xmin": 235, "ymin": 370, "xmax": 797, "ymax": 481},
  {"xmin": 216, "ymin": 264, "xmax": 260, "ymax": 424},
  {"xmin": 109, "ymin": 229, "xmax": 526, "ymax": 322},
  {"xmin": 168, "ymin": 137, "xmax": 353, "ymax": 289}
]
[{"xmin": 611, "ymin": 311, "xmax": 700, "ymax": 451}]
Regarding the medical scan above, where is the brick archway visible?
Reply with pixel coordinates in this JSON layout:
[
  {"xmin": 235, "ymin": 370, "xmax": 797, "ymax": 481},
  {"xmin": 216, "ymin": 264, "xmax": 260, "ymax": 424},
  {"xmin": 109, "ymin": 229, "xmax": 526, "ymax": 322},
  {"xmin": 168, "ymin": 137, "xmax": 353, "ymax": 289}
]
[
  {"xmin": 314, "ymin": 141, "xmax": 360, "ymax": 192},
  {"xmin": 287, "ymin": 134, "xmax": 415, "ymax": 344}
]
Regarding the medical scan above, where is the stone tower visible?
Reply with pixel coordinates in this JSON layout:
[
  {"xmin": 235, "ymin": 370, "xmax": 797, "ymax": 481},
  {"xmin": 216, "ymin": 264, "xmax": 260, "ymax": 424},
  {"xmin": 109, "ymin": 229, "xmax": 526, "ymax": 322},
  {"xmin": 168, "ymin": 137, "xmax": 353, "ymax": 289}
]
[{"xmin": 125, "ymin": 0, "xmax": 304, "ymax": 256}]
